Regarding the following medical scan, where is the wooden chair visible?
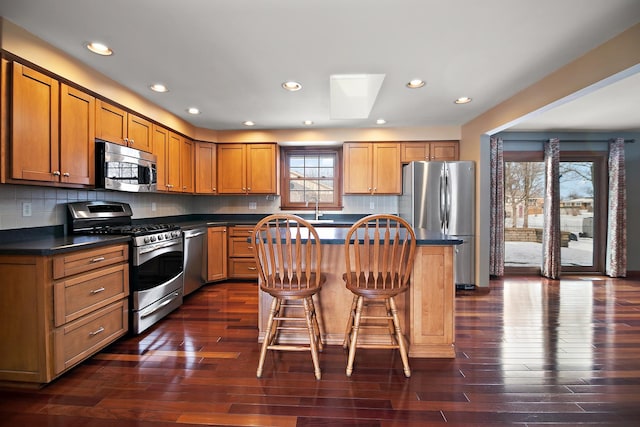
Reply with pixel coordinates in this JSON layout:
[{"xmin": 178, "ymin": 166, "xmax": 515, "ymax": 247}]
[
  {"xmin": 251, "ymin": 214, "xmax": 325, "ymax": 380},
  {"xmin": 343, "ymin": 214, "xmax": 416, "ymax": 377}
]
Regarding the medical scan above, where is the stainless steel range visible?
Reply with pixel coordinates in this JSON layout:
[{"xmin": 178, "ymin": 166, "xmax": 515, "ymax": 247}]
[{"xmin": 67, "ymin": 201, "xmax": 184, "ymax": 334}]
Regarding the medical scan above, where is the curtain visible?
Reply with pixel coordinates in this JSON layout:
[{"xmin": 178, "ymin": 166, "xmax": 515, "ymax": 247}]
[
  {"xmin": 489, "ymin": 137, "xmax": 505, "ymax": 276},
  {"xmin": 542, "ymin": 138, "xmax": 560, "ymax": 279},
  {"xmin": 606, "ymin": 138, "xmax": 627, "ymax": 277}
]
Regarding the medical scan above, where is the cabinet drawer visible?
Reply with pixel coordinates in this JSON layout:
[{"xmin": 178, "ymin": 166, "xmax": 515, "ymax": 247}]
[
  {"xmin": 54, "ymin": 300, "xmax": 127, "ymax": 375},
  {"xmin": 54, "ymin": 263, "xmax": 129, "ymax": 326},
  {"xmin": 229, "ymin": 236, "xmax": 254, "ymax": 258},
  {"xmin": 53, "ymin": 244, "xmax": 128, "ymax": 279},
  {"xmin": 228, "ymin": 258, "xmax": 259, "ymax": 279},
  {"xmin": 229, "ymin": 226, "xmax": 253, "ymax": 237}
]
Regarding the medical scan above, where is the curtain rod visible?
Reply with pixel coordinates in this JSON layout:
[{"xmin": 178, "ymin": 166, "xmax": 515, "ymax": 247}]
[{"xmin": 501, "ymin": 138, "xmax": 635, "ymax": 143}]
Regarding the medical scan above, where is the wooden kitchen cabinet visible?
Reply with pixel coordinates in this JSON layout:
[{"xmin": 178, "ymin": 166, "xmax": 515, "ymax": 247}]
[
  {"xmin": 8, "ymin": 63, "xmax": 94, "ymax": 187},
  {"xmin": 161, "ymin": 131, "xmax": 193, "ymax": 193},
  {"xmin": 227, "ymin": 225, "xmax": 259, "ymax": 279},
  {"xmin": 0, "ymin": 243, "xmax": 129, "ymax": 385},
  {"xmin": 10, "ymin": 62, "xmax": 59, "ymax": 183},
  {"xmin": 152, "ymin": 125, "xmax": 170, "ymax": 191},
  {"xmin": 96, "ymin": 99, "xmax": 153, "ymax": 153},
  {"xmin": 217, "ymin": 143, "xmax": 277, "ymax": 194},
  {"xmin": 207, "ymin": 226, "xmax": 227, "ymax": 282},
  {"xmin": 400, "ymin": 141, "xmax": 459, "ymax": 162},
  {"xmin": 195, "ymin": 142, "xmax": 217, "ymax": 194},
  {"xmin": 343, "ymin": 142, "xmax": 402, "ymax": 194}
]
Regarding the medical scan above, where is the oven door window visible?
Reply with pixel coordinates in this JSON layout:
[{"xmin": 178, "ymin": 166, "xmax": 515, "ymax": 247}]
[
  {"xmin": 133, "ymin": 250, "xmax": 183, "ymax": 291},
  {"xmin": 106, "ymin": 161, "xmax": 155, "ymax": 185}
]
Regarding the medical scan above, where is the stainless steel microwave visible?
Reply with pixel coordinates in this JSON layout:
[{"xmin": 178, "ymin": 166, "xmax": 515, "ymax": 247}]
[{"xmin": 95, "ymin": 140, "xmax": 157, "ymax": 192}]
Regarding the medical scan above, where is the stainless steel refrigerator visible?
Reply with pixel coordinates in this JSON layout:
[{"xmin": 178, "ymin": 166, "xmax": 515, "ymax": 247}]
[{"xmin": 399, "ymin": 161, "xmax": 475, "ymax": 289}]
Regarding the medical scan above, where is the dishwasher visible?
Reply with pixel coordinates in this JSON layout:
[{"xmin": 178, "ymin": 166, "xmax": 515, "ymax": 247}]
[{"xmin": 183, "ymin": 227, "xmax": 206, "ymax": 296}]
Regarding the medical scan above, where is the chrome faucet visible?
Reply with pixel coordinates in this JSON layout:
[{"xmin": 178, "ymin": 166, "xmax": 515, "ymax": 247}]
[{"xmin": 306, "ymin": 196, "xmax": 322, "ymax": 221}]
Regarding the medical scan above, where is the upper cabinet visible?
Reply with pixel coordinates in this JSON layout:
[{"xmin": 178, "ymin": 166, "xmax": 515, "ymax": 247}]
[
  {"xmin": 217, "ymin": 143, "xmax": 277, "ymax": 194},
  {"xmin": 160, "ymin": 131, "xmax": 193, "ymax": 193},
  {"xmin": 8, "ymin": 62, "xmax": 94, "ymax": 187},
  {"xmin": 152, "ymin": 125, "xmax": 170, "ymax": 192},
  {"xmin": 343, "ymin": 142, "xmax": 402, "ymax": 194},
  {"xmin": 195, "ymin": 141, "xmax": 217, "ymax": 194},
  {"xmin": 95, "ymin": 100, "xmax": 153, "ymax": 153},
  {"xmin": 400, "ymin": 141, "xmax": 459, "ymax": 162}
]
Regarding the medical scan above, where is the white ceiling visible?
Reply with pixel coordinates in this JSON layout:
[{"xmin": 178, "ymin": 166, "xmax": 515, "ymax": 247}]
[{"xmin": 1, "ymin": 0, "xmax": 639, "ymax": 132}]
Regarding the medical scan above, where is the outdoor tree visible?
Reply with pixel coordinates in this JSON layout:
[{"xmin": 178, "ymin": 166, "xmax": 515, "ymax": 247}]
[{"xmin": 504, "ymin": 161, "xmax": 545, "ymax": 228}]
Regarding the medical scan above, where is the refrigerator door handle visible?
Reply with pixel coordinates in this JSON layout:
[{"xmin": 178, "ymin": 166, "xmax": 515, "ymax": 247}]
[{"xmin": 439, "ymin": 171, "xmax": 446, "ymax": 231}]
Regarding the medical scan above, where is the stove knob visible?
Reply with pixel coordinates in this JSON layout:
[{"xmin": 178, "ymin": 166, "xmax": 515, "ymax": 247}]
[
  {"xmin": 164, "ymin": 233, "xmax": 170, "ymax": 239},
  {"xmin": 158, "ymin": 234, "xmax": 164, "ymax": 240},
  {"xmin": 144, "ymin": 236, "xmax": 150, "ymax": 244},
  {"xmin": 150, "ymin": 235, "xmax": 156, "ymax": 242}
]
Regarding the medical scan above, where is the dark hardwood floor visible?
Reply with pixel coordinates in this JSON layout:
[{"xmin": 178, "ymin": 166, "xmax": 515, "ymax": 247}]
[{"xmin": 1, "ymin": 276, "xmax": 640, "ymax": 426}]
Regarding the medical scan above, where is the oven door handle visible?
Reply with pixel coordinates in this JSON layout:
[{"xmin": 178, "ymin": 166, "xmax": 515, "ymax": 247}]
[
  {"xmin": 140, "ymin": 291, "xmax": 180, "ymax": 319},
  {"xmin": 138, "ymin": 240, "xmax": 181, "ymax": 255}
]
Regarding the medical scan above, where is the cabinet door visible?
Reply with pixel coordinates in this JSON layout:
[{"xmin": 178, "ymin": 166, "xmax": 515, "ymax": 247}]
[
  {"xmin": 180, "ymin": 138, "xmax": 194, "ymax": 193},
  {"xmin": 127, "ymin": 113, "xmax": 152, "ymax": 152},
  {"xmin": 400, "ymin": 142, "xmax": 429, "ymax": 162},
  {"xmin": 95, "ymin": 100, "xmax": 127, "ymax": 146},
  {"xmin": 217, "ymin": 144, "xmax": 247, "ymax": 193},
  {"xmin": 372, "ymin": 143, "xmax": 401, "ymax": 194},
  {"xmin": 166, "ymin": 132, "xmax": 182, "ymax": 192},
  {"xmin": 11, "ymin": 63, "xmax": 60, "ymax": 182},
  {"xmin": 246, "ymin": 144, "xmax": 277, "ymax": 194},
  {"xmin": 343, "ymin": 142, "xmax": 372, "ymax": 194},
  {"xmin": 207, "ymin": 227, "xmax": 227, "ymax": 281},
  {"xmin": 430, "ymin": 142, "xmax": 459, "ymax": 161},
  {"xmin": 60, "ymin": 84, "xmax": 95, "ymax": 186},
  {"xmin": 152, "ymin": 125, "xmax": 169, "ymax": 191},
  {"xmin": 195, "ymin": 142, "xmax": 217, "ymax": 194}
]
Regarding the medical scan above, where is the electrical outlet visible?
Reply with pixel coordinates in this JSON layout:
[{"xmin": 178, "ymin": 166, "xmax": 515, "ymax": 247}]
[
  {"xmin": 22, "ymin": 202, "xmax": 32, "ymax": 217},
  {"xmin": 249, "ymin": 202, "xmax": 257, "ymax": 210},
  {"xmin": 151, "ymin": 202, "xmax": 157, "ymax": 212},
  {"xmin": 369, "ymin": 201, "xmax": 375, "ymax": 210}
]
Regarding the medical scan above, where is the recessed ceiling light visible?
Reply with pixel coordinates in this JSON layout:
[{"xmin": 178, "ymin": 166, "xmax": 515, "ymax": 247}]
[
  {"xmin": 454, "ymin": 97, "xmax": 472, "ymax": 104},
  {"xmin": 243, "ymin": 121, "xmax": 256, "ymax": 127},
  {"xmin": 149, "ymin": 83, "xmax": 168, "ymax": 93},
  {"xmin": 187, "ymin": 107, "xmax": 200, "ymax": 115},
  {"xmin": 303, "ymin": 120, "xmax": 314, "ymax": 126},
  {"xmin": 376, "ymin": 119, "xmax": 386, "ymax": 125},
  {"xmin": 282, "ymin": 81, "xmax": 302, "ymax": 91},
  {"xmin": 86, "ymin": 42, "xmax": 113, "ymax": 56},
  {"xmin": 406, "ymin": 79, "xmax": 425, "ymax": 89}
]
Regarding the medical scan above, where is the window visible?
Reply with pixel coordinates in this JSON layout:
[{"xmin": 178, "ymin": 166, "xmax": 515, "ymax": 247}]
[
  {"xmin": 280, "ymin": 147, "xmax": 342, "ymax": 210},
  {"xmin": 503, "ymin": 151, "xmax": 606, "ymax": 273}
]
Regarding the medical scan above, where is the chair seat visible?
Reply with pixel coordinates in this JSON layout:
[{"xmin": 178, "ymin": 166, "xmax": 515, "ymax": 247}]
[
  {"xmin": 261, "ymin": 273, "xmax": 325, "ymax": 298},
  {"xmin": 343, "ymin": 272, "xmax": 408, "ymax": 299}
]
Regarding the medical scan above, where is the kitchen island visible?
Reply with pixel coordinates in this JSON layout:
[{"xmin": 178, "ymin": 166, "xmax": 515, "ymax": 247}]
[{"xmin": 256, "ymin": 227, "xmax": 462, "ymax": 358}]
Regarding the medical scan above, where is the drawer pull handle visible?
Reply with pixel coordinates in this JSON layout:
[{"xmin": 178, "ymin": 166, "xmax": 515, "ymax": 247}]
[
  {"xmin": 247, "ymin": 266, "xmax": 257, "ymax": 271},
  {"xmin": 90, "ymin": 287, "xmax": 106, "ymax": 295},
  {"xmin": 89, "ymin": 326, "xmax": 105, "ymax": 337},
  {"xmin": 91, "ymin": 257, "xmax": 106, "ymax": 263}
]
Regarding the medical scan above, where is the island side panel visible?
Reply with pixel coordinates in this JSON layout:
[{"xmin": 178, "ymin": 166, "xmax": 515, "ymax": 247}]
[{"xmin": 407, "ymin": 245, "xmax": 456, "ymax": 358}]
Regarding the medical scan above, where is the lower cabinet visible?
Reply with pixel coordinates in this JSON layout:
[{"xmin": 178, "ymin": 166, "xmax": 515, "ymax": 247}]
[
  {"xmin": 207, "ymin": 226, "xmax": 227, "ymax": 282},
  {"xmin": 0, "ymin": 243, "xmax": 129, "ymax": 384},
  {"xmin": 227, "ymin": 225, "xmax": 259, "ymax": 279}
]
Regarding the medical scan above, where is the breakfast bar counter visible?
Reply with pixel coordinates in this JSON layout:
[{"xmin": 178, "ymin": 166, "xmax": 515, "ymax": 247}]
[{"xmin": 257, "ymin": 227, "xmax": 462, "ymax": 358}]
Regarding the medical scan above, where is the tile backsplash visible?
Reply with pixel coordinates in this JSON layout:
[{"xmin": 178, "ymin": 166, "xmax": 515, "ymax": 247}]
[{"xmin": 0, "ymin": 184, "xmax": 398, "ymax": 230}]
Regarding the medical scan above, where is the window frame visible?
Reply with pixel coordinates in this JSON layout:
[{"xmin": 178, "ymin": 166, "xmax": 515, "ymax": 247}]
[
  {"xmin": 279, "ymin": 146, "xmax": 343, "ymax": 211},
  {"xmin": 503, "ymin": 150, "xmax": 607, "ymax": 274}
]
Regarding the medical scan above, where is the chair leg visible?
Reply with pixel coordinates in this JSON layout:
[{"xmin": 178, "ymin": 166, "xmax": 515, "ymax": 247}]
[
  {"xmin": 257, "ymin": 296, "xmax": 279, "ymax": 378},
  {"xmin": 303, "ymin": 297, "xmax": 322, "ymax": 380},
  {"xmin": 346, "ymin": 296, "xmax": 364, "ymax": 377},
  {"xmin": 389, "ymin": 296, "xmax": 411, "ymax": 378},
  {"xmin": 343, "ymin": 294, "xmax": 358, "ymax": 349},
  {"xmin": 309, "ymin": 296, "xmax": 323, "ymax": 352}
]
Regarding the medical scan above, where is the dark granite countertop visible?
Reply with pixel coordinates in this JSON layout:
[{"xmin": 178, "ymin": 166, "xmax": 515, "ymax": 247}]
[{"xmin": 0, "ymin": 234, "xmax": 131, "ymax": 256}]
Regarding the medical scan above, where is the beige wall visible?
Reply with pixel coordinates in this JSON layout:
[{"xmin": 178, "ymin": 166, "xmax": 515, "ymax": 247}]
[{"xmin": 461, "ymin": 23, "xmax": 640, "ymax": 287}]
